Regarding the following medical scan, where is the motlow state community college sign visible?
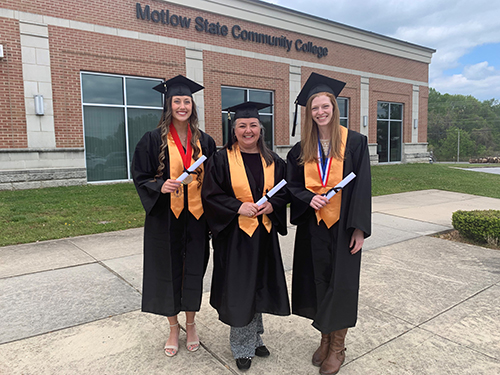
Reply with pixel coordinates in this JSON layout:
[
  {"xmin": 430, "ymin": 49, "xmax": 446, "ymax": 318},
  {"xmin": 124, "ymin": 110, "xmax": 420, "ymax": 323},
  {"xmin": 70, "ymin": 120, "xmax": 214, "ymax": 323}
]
[{"xmin": 136, "ymin": 3, "xmax": 329, "ymax": 59}]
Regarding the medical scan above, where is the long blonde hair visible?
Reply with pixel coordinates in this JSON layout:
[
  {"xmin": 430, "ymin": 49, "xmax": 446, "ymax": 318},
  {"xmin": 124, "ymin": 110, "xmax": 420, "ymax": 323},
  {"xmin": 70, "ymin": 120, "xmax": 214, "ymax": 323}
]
[
  {"xmin": 155, "ymin": 97, "xmax": 202, "ymax": 184},
  {"xmin": 299, "ymin": 92, "xmax": 344, "ymax": 165}
]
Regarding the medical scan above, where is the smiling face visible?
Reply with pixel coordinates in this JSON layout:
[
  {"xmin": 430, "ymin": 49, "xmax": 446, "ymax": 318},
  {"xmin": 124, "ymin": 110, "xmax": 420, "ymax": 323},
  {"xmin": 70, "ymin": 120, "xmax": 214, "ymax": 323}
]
[
  {"xmin": 311, "ymin": 94, "xmax": 334, "ymax": 130},
  {"xmin": 171, "ymin": 95, "xmax": 193, "ymax": 125},
  {"xmin": 234, "ymin": 117, "xmax": 261, "ymax": 152}
]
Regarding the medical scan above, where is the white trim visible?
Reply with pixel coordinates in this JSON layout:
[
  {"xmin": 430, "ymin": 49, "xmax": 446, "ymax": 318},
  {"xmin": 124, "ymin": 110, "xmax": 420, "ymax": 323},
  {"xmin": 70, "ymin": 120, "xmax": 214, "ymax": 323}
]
[
  {"xmin": 185, "ymin": 47, "xmax": 205, "ymax": 131},
  {"xmin": 412, "ymin": 85, "xmax": 420, "ymax": 143},
  {"xmin": 360, "ymin": 77, "xmax": 369, "ymax": 137},
  {"xmin": 1, "ymin": 7, "xmax": 430, "ymax": 87}
]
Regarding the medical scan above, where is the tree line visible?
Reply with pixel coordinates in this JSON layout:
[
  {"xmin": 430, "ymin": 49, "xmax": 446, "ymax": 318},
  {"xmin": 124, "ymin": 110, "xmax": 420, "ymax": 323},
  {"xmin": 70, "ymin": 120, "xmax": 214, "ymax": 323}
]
[{"xmin": 427, "ymin": 88, "xmax": 500, "ymax": 161}]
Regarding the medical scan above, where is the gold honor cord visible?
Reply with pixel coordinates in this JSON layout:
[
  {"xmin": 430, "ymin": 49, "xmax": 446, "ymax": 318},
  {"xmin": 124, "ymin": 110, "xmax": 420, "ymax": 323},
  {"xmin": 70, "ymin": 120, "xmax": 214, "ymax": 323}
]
[
  {"xmin": 227, "ymin": 144, "xmax": 274, "ymax": 237},
  {"xmin": 168, "ymin": 132, "xmax": 204, "ymax": 219},
  {"xmin": 304, "ymin": 126, "xmax": 348, "ymax": 228}
]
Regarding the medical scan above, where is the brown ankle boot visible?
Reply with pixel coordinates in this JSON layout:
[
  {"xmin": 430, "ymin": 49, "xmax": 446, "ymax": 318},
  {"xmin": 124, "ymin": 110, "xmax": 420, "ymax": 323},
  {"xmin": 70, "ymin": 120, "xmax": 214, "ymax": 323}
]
[
  {"xmin": 319, "ymin": 328, "xmax": 348, "ymax": 375},
  {"xmin": 312, "ymin": 332, "xmax": 331, "ymax": 367}
]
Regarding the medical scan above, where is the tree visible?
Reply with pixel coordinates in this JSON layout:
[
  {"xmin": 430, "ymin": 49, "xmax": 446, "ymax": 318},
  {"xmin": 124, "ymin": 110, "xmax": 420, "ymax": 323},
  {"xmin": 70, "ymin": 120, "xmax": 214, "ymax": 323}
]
[{"xmin": 428, "ymin": 89, "xmax": 500, "ymax": 160}]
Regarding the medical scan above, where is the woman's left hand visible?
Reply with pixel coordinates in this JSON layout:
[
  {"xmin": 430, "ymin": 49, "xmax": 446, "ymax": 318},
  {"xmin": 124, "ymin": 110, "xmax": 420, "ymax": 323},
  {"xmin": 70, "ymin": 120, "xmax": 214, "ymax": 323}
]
[
  {"xmin": 349, "ymin": 228, "xmax": 365, "ymax": 255},
  {"xmin": 255, "ymin": 201, "xmax": 273, "ymax": 216}
]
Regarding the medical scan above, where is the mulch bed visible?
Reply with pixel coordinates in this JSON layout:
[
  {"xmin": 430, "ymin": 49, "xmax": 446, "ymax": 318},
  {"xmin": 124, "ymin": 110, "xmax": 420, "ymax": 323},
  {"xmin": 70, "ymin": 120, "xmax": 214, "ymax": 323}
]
[{"xmin": 434, "ymin": 229, "xmax": 500, "ymax": 250}]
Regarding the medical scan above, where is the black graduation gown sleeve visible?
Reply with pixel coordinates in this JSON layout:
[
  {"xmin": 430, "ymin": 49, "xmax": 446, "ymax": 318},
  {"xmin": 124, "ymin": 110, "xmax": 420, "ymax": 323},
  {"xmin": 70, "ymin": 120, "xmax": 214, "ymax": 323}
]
[
  {"xmin": 132, "ymin": 128, "xmax": 216, "ymax": 317},
  {"xmin": 287, "ymin": 130, "xmax": 371, "ymax": 333},
  {"xmin": 201, "ymin": 149, "xmax": 290, "ymax": 327},
  {"xmin": 286, "ymin": 142, "xmax": 316, "ymax": 226}
]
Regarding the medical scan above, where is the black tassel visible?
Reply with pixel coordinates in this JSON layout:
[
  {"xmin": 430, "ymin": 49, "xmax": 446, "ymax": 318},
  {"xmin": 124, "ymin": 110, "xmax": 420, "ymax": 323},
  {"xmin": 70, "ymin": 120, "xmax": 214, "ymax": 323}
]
[
  {"xmin": 226, "ymin": 112, "xmax": 233, "ymax": 149},
  {"xmin": 291, "ymin": 99, "xmax": 298, "ymax": 137}
]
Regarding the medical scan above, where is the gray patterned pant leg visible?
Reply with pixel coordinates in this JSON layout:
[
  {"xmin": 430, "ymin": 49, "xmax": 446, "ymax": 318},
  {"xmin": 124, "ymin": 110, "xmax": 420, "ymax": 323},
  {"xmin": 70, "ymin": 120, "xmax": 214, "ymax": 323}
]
[{"xmin": 230, "ymin": 313, "xmax": 265, "ymax": 359}]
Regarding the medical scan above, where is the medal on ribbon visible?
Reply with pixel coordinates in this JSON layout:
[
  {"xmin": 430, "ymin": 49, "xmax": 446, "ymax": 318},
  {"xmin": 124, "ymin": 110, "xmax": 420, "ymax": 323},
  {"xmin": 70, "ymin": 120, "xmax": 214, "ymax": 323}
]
[
  {"xmin": 317, "ymin": 138, "xmax": 332, "ymax": 187},
  {"xmin": 169, "ymin": 124, "xmax": 195, "ymax": 185}
]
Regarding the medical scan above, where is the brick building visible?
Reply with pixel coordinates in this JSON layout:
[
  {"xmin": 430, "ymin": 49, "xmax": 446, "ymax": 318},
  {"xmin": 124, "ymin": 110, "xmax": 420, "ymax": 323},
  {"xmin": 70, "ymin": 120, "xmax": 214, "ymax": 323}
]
[{"xmin": 0, "ymin": 0, "xmax": 435, "ymax": 188}]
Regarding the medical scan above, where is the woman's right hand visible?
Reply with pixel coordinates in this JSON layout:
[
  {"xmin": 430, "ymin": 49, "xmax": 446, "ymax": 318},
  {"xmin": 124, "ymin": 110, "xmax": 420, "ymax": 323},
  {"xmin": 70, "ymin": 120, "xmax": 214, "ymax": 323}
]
[
  {"xmin": 161, "ymin": 179, "xmax": 182, "ymax": 194},
  {"xmin": 238, "ymin": 202, "xmax": 259, "ymax": 217},
  {"xmin": 310, "ymin": 194, "xmax": 329, "ymax": 210}
]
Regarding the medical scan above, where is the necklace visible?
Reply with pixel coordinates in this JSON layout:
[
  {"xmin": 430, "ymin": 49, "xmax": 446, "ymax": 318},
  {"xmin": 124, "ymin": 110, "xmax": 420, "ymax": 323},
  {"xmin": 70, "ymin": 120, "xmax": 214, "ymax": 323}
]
[{"xmin": 320, "ymin": 139, "xmax": 330, "ymax": 154}]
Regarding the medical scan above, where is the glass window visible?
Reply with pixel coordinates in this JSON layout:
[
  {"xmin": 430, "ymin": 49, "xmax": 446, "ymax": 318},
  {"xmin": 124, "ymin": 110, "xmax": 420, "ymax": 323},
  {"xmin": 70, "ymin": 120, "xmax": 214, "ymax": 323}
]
[
  {"xmin": 377, "ymin": 102, "xmax": 403, "ymax": 163},
  {"xmin": 221, "ymin": 87, "xmax": 274, "ymax": 149},
  {"xmin": 82, "ymin": 74, "xmax": 124, "ymax": 105},
  {"xmin": 337, "ymin": 97, "xmax": 349, "ymax": 128},
  {"xmin": 221, "ymin": 88, "xmax": 246, "ymax": 109},
  {"xmin": 126, "ymin": 78, "xmax": 163, "ymax": 107},
  {"xmin": 82, "ymin": 73, "xmax": 163, "ymax": 182},
  {"xmin": 127, "ymin": 108, "xmax": 162, "ymax": 165}
]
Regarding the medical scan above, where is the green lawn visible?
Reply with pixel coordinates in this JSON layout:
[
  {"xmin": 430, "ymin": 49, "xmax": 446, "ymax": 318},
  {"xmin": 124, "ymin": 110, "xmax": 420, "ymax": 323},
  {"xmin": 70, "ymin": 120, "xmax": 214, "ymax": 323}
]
[
  {"xmin": 372, "ymin": 163, "xmax": 500, "ymax": 198},
  {"xmin": 1, "ymin": 163, "xmax": 499, "ymax": 247}
]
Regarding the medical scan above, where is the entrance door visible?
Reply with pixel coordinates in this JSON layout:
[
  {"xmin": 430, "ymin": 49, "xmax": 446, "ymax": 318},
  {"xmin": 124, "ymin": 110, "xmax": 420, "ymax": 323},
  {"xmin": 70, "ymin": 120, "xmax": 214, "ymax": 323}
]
[{"xmin": 377, "ymin": 102, "xmax": 402, "ymax": 163}]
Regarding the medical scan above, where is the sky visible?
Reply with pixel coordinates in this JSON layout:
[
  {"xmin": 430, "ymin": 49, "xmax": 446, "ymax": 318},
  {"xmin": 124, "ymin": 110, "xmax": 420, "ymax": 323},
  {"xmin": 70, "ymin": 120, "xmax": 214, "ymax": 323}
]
[{"xmin": 262, "ymin": 0, "xmax": 500, "ymax": 101}]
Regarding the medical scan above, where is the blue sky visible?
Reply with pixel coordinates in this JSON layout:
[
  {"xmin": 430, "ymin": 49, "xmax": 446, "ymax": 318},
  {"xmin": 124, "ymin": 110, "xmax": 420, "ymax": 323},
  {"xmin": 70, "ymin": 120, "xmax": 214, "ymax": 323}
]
[{"xmin": 262, "ymin": 0, "xmax": 500, "ymax": 101}]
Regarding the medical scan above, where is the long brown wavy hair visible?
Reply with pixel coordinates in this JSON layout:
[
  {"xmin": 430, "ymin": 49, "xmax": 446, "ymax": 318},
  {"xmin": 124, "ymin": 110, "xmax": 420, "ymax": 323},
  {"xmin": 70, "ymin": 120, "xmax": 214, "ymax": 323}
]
[
  {"xmin": 299, "ymin": 92, "xmax": 344, "ymax": 165},
  {"xmin": 155, "ymin": 96, "xmax": 203, "ymax": 185}
]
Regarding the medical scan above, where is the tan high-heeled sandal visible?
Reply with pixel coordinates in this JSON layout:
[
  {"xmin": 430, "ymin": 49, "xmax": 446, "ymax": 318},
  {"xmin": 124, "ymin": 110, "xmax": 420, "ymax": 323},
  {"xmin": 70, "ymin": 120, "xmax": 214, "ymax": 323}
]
[
  {"xmin": 186, "ymin": 322, "xmax": 199, "ymax": 352},
  {"xmin": 164, "ymin": 323, "xmax": 180, "ymax": 357}
]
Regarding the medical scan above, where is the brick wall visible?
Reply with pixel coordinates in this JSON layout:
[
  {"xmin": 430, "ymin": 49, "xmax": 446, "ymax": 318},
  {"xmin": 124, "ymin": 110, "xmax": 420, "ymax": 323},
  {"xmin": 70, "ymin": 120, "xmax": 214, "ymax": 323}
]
[
  {"xmin": 0, "ymin": 17, "xmax": 27, "ymax": 148},
  {"xmin": 1, "ymin": 0, "xmax": 429, "ymax": 82},
  {"xmin": 369, "ymin": 78, "xmax": 413, "ymax": 144},
  {"xmin": 1, "ymin": 0, "xmax": 431, "ymax": 151},
  {"xmin": 203, "ymin": 51, "xmax": 289, "ymax": 146},
  {"xmin": 48, "ymin": 25, "xmax": 185, "ymax": 147}
]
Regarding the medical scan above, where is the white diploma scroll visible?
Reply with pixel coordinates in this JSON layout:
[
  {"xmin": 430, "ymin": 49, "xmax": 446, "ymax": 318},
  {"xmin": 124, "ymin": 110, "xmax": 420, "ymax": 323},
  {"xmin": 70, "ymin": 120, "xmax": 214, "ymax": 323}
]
[
  {"xmin": 176, "ymin": 155, "xmax": 207, "ymax": 182},
  {"xmin": 256, "ymin": 179, "xmax": 287, "ymax": 206},
  {"xmin": 325, "ymin": 172, "xmax": 356, "ymax": 200}
]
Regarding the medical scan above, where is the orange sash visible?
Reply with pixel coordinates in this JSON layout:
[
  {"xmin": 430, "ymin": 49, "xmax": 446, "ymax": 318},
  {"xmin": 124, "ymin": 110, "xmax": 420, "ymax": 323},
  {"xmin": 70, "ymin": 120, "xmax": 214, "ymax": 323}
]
[
  {"xmin": 227, "ymin": 144, "xmax": 274, "ymax": 237},
  {"xmin": 304, "ymin": 126, "xmax": 348, "ymax": 228},
  {"xmin": 168, "ymin": 132, "xmax": 204, "ymax": 220}
]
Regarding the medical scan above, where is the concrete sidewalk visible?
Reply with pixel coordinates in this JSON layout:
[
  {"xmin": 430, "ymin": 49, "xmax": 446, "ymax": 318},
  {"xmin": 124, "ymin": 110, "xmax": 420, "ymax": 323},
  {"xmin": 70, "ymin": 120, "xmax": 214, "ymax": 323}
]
[{"xmin": 1, "ymin": 189, "xmax": 499, "ymax": 374}]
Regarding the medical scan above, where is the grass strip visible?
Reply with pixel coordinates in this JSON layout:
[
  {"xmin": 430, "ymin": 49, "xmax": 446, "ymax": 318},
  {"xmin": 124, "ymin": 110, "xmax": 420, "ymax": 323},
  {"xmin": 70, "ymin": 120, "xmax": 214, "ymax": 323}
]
[{"xmin": 0, "ymin": 163, "xmax": 499, "ymax": 247}]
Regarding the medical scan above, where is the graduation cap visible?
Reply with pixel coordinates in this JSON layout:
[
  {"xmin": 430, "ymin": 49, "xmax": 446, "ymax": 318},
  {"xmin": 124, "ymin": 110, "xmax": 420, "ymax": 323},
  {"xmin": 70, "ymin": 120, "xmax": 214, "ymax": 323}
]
[
  {"xmin": 153, "ymin": 75, "xmax": 204, "ymax": 110},
  {"xmin": 223, "ymin": 101, "xmax": 272, "ymax": 148},
  {"xmin": 292, "ymin": 72, "xmax": 346, "ymax": 137}
]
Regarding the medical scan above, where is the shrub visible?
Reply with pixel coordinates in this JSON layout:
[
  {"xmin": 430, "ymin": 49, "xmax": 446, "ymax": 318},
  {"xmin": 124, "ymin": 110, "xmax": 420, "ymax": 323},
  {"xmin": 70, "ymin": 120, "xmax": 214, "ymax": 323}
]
[{"xmin": 452, "ymin": 210, "xmax": 500, "ymax": 245}]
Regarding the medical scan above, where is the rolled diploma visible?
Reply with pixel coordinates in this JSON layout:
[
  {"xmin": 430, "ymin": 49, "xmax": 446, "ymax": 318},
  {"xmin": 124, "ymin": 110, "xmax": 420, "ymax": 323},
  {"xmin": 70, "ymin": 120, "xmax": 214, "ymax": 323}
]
[
  {"xmin": 325, "ymin": 172, "xmax": 356, "ymax": 200},
  {"xmin": 176, "ymin": 155, "xmax": 207, "ymax": 182},
  {"xmin": 256, "ymin": 179, "xmax": 287, "ymax": 206}
]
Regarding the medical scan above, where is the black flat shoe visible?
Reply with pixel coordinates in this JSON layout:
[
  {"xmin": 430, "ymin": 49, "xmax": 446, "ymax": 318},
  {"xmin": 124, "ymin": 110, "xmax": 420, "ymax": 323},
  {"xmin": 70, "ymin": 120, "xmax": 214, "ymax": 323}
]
[
  {"xmin": 236, "ymin": 357, "xmax": 252, "ymax": 370},
  {"xmin": 255, "ymin": 345, "xmax": 270, "ymax": 357}
]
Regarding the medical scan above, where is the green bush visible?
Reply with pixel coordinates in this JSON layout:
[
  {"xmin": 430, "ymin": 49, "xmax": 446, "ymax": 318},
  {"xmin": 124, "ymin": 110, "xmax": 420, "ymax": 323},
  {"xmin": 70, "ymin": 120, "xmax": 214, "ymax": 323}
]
[{"xmin": 452, "ymin": 210, "xmax": 500, "ymax": 245}]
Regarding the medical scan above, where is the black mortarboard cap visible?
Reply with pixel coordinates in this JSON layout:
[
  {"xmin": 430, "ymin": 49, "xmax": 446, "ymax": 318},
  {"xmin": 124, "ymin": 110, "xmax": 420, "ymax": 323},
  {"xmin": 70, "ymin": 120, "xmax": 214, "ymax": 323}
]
[
  {"xmin": 153, "ymin": 75, "xmax": 204, "ymax": 110},
  {"xmin": 292, "ymin": 72, "xmax": 346, "ymax": 136},
  {"xmin": 224, "ymin": 101, "xmax": 272, "ymax": 149},
  {"xmin": 224, "ymin": 101, "xmax": 272, "ymax": 121}
]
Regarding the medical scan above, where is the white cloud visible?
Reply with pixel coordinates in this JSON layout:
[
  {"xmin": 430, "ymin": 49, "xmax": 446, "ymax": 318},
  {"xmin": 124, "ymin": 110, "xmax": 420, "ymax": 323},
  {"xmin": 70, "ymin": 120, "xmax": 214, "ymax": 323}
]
[
  {"xmin": 431, "ymin": 62, "xmax": 500, "ymax": 100},
  {"xmin": 462, "ymin": 62, "xmax": 498, "ymax": 80}
]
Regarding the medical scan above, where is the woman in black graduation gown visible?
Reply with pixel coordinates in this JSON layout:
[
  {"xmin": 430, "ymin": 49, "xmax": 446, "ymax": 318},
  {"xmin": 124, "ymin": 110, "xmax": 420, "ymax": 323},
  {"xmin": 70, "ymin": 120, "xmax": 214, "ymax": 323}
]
[
  {"xmin": 202, "ymin": 101, "xmax": 290, "ymax": 371},
  {"xmin": 287, "ymin": 73, "xmax": 371, "ymax": 375},
  {"xmin": 132, "ymin": 75, "xmax": 216, "ymax": 357}
]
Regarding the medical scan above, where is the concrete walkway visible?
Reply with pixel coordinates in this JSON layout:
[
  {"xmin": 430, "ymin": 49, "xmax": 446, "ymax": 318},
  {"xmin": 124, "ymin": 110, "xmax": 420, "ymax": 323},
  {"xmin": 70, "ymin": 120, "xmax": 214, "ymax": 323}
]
[{"xmin": 1, "ymin": 189, "xmax": 499, "ymax": 374}]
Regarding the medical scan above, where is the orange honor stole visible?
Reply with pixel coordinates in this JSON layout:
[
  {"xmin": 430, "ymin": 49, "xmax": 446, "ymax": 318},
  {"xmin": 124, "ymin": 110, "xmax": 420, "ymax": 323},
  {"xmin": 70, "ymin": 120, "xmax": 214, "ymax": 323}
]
[
  {"xmin": 168, "ymin": 126, "xmax": 204, "ymax": 220},
  {"xmin": 227, "ymin": 145, "xmax": 274, "ymax": 237},
  {"xmin": 304, "ymin": 126, "xmax": 348, "ymax": 228}
]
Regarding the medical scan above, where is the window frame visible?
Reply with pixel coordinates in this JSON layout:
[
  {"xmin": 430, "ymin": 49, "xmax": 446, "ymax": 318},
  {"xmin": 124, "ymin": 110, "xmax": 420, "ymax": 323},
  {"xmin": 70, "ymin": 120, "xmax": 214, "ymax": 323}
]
[
  {"xmin": 81, "ymin": 71, "xmax": 163, "ymax": 183},
  {"xmin": 376, "ymin": 101, "xmax": 403, "ymax": 163},
  {"xmin": 337, "ymin": 97, "xmax": 349, "ymax": 128},
  {"xmin": 221, "ymin": 86, "xmax": 274, "ymax": 150}
]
